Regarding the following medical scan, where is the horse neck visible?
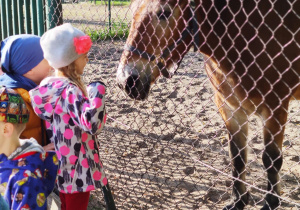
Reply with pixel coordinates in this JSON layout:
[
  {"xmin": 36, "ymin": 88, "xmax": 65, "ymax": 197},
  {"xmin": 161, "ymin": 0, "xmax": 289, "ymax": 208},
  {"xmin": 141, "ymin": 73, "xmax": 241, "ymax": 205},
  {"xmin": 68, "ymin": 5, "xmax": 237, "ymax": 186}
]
[{"xmin": 195, "ymin": 0, "xmax": 245, "ymax": 70}]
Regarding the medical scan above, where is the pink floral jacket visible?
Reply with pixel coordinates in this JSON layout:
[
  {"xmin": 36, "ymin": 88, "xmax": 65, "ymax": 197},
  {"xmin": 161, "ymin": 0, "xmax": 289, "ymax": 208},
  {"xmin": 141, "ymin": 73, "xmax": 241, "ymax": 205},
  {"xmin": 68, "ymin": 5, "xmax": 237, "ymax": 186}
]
[{"xmin": 29, "ymin": 77, "xmax": 107, "ymax": 194}]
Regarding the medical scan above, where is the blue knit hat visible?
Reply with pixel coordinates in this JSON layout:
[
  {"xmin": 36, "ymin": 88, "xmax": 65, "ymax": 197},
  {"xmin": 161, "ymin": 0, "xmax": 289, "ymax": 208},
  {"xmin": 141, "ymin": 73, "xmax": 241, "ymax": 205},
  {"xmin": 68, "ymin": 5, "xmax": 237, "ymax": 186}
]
[
  {"xmin": 0, "ymin": 34, "xmax": 44, "ymax": 91},
  {"xmin": 0, "ymin": 86, "xmax": 29, "ymax": 124}
]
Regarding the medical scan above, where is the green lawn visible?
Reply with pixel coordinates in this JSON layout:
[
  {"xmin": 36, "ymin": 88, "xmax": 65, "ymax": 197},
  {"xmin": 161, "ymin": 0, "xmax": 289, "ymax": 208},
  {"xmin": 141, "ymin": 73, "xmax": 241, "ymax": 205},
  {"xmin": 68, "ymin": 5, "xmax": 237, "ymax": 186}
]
[
  {"xmin": 90, "ymin": 0, "xmax": 131, "ymax": 6},
  {"xmin": 63, "ymin": 2, "xmax": 131, "ymax": 41},
  {"xmin": 87, "ymin": 21, "xmax": 129, "ymax": 41}
]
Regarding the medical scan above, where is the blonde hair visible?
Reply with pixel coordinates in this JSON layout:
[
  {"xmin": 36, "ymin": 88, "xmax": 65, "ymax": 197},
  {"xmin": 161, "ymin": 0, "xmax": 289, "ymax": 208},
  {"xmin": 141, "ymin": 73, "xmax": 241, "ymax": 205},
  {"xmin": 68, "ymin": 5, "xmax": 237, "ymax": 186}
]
[{"xmin": 58, "ymin": 62, "xmax": 88, "ymax": 96}]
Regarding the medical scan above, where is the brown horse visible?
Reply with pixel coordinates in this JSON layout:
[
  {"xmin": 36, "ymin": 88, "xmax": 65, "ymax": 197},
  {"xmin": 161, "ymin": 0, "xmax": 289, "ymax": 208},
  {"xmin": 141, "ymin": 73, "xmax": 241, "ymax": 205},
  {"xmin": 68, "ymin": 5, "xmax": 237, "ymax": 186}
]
[{"xmin": 116, "ymin": 0, "xmax": 300, "ymax": 209}]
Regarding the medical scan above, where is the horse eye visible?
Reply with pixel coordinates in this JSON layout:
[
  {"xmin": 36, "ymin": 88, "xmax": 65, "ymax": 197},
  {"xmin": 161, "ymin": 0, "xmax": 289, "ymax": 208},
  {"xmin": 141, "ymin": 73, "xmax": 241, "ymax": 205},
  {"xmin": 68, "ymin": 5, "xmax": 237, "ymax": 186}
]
[{"xmin": 157, "ymin": 10, "xmax": 172, "ymax": 20}]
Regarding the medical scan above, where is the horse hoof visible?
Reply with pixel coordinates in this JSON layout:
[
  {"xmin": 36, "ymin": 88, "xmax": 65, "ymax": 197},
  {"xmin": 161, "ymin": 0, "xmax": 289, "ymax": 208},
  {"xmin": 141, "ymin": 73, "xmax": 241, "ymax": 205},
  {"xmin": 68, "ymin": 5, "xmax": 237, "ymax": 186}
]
[
  {"xmin": 260, "ymin": 203, "xmax": 280, "ymax": 210},
  {"xmin": 262, "ymin": 193, "xmax": 280, "ymax": 210}
]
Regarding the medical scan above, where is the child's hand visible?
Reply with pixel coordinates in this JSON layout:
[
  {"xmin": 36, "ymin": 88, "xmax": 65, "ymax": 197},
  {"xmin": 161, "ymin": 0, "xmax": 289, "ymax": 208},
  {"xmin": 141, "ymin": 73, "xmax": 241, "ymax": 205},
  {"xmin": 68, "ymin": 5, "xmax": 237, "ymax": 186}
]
[{"xmin": 43, "ymin": 143, "xmax": 55, "ymax": 152}]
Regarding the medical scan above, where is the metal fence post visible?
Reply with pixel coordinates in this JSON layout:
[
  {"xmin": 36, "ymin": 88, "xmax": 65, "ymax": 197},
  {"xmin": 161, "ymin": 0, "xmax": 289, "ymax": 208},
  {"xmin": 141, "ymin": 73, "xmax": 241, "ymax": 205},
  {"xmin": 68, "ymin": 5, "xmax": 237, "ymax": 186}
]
[
  {"xmin": 108, "ymin": 0, "xmax": 111, "ymax": 32},
  {"xmin": 0, "ymin": 0, "xmax": 7, "ymax": 40},
  {"xmin": 31, "ymin": 0, "xmax": 38, "ymax": 35},
  {"xmin": 17, "ymin": 0, "xmax": 25, "ymax": 34},
  {"xmin": 12, "ymin": 0, "xmax": 18, "ymax": 35},
  {"xmin": 24, "ymin": 0, "xmax": 32, "ymax": 34},
  {"xmin": 5, "ymin": 0, "xmax": 13, "ymax": 36},
  {"xmin": 46, "ymin": 0, "xmax": 63, "ymax": 30},
  {"xmin": 37, "ymin": 0, "xmax": 44, "ymax": 35}
]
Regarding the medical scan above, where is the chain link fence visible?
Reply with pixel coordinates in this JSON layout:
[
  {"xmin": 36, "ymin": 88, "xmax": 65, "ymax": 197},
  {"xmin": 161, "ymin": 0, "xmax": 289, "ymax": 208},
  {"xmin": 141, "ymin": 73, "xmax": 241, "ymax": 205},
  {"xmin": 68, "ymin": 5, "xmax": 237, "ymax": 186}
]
[{"xmin": 44, "ymin": 0, "xmax": 300, "ymax": 209}]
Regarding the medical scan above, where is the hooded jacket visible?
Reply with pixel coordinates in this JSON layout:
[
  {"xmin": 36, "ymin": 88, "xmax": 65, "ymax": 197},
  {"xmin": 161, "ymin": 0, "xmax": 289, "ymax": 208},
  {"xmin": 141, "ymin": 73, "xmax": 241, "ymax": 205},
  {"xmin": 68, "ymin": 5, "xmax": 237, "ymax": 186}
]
[
  {"xmin": 0, "ymin": 138, "xmax": 58, "ymax": 210},
  {"xmin": 29, "ymin": 77, "xmax": 108, "ymax": 194}
]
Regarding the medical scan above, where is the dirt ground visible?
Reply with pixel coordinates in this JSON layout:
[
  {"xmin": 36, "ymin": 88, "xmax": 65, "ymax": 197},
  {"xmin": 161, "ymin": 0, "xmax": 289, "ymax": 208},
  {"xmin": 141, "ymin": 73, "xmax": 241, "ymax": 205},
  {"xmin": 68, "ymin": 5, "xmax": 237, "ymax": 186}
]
[
  {"xmin": 81, "ymin": 41, "xmax": 300, "ymax": 210},
  {"xmin": 62, "ymin": 2, "xmax": 300, "ymax": 210}
]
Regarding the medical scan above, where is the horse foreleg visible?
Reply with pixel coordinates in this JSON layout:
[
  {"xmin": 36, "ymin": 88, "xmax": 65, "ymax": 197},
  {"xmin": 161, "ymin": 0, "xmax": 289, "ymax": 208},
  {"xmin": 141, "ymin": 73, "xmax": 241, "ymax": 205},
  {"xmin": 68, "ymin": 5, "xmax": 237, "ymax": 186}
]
[
  {"xmin": 260, "ymin": 104, "xmax": 288, "ymax": 210},
  {"xmin": 215, "ymin": 94, "xmax": 249, "ymax": 210}
]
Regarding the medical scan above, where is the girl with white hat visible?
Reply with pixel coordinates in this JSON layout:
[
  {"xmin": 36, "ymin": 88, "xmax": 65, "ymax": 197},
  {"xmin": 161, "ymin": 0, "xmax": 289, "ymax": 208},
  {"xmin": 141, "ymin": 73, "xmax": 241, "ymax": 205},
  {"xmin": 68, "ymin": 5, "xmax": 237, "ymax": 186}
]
[{"xmin": 29, "ymin": 23, "xmax": 115, "ymax": 210}]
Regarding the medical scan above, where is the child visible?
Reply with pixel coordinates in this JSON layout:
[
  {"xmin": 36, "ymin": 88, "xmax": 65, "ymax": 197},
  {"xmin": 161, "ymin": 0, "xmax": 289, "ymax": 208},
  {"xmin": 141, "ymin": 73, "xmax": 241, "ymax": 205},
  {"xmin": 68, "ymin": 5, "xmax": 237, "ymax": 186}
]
[
  {"xmin": 0, "ymin": 87, "xmax": 58, "ymax": 210},
  {"xmin": 0, "ymin": 34, "xmax": 54, "ymax": 149},
  {"xmin": 30, "ymin": 23, "xmax": 115, "ymax": 210}
]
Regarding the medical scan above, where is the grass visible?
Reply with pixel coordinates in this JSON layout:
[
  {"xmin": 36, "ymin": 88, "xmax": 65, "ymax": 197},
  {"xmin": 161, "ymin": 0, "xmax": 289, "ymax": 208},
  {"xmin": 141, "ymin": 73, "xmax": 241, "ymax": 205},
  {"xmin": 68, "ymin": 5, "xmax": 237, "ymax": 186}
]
[
  {"xmin": 89, "ymin": 0, "xmax": 131, "ymax": 6},
  {"xmin": 87, "ymin": 21, "xmax": 129, "ymax": 41}
]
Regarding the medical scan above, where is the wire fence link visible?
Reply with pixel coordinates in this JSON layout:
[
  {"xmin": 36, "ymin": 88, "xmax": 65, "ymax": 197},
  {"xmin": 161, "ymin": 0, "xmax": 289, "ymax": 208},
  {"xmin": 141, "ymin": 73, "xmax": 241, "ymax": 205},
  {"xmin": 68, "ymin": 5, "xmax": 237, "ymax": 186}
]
[{"xmin": 47, "ymin": 0, "xmax": 300, "ymax": 209}]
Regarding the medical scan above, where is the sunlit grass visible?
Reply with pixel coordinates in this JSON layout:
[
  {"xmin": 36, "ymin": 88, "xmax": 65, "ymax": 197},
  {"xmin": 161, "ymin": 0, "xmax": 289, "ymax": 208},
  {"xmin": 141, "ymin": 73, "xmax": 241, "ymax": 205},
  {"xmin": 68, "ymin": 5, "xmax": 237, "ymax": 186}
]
[
  {"xmin": 87, "ymin": 21, "xmax": 129, "ymax": 41},
  {"xmin": 90, "ymin": 0, "xmax": 130, "ymax": 6}
]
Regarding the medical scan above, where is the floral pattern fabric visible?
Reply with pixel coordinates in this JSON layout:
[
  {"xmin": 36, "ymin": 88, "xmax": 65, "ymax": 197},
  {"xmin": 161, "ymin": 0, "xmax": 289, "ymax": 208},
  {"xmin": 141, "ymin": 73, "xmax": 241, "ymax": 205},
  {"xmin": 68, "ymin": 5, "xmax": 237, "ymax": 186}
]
[{"xmin": 29, "ymin": 77, "xmax": 108, "ymax": 194}]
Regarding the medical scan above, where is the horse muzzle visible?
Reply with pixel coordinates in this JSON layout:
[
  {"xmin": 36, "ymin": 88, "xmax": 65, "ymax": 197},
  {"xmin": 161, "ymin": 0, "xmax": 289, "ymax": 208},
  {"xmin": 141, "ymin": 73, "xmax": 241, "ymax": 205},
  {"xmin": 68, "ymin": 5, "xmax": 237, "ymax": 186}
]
[{"xmin": 116, "ymin": 64, "xmax": 151, "ymax": 100}]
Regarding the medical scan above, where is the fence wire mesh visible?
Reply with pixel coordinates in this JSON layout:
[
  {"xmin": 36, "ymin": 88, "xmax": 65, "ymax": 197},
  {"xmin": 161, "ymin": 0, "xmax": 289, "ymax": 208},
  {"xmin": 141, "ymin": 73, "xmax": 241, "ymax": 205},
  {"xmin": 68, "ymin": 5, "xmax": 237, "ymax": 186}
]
[{"xmin": 46, "ymin": 0, "xmax": 300, "ymax": 209}]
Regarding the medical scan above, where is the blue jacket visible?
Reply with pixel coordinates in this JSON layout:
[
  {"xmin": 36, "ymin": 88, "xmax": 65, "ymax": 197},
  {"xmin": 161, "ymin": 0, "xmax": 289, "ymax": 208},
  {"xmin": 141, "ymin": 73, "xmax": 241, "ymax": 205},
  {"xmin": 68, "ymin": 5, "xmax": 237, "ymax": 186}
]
[
  {"xmin": 0, "ymin": 194, "xmax": 9, "ymax": 210},
  {"xmin": 0, "ymin": 138, "xmax": 58, "ymax": 210}
]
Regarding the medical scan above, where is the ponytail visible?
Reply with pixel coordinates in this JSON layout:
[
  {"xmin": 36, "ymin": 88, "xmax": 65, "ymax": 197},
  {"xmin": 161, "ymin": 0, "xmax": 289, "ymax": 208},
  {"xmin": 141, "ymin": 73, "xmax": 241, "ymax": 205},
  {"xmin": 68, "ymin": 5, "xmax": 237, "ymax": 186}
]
[{"xmin": 58, "ymin": 62, "xmax": 88, "ymax": 96}]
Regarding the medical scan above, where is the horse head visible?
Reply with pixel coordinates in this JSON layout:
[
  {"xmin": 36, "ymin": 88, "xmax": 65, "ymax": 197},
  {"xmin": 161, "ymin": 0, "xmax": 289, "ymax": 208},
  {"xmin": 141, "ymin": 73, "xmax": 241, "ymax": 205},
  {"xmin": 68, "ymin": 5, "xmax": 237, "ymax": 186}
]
[{"xmin": 116, "ymin": 0, "xmax": 195, "ymax": 100}]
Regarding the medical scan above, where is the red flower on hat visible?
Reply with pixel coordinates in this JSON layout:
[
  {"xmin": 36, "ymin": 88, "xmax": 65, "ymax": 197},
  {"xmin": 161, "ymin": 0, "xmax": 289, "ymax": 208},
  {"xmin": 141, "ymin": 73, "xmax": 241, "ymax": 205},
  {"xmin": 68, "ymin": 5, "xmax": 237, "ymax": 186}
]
[{"xmin": 73, "ymin": 35, "xmax": 92, "ymax": 54}]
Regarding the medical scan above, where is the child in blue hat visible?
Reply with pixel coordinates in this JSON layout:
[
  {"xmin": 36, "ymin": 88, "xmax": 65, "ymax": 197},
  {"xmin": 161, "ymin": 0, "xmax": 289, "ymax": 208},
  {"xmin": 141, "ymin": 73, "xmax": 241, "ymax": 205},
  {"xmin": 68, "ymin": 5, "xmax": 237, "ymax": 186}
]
[{"xmin": 0, "ymin": 34, "xmax": 54, "ymax": 149}]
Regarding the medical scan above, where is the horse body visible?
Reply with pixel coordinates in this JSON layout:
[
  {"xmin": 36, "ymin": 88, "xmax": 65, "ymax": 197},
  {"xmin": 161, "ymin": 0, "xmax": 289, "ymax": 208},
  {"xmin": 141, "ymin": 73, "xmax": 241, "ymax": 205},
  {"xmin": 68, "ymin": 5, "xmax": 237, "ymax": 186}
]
[{"xmin": 116, "ymin": 0, "xmax": 300, "ymax": 209}]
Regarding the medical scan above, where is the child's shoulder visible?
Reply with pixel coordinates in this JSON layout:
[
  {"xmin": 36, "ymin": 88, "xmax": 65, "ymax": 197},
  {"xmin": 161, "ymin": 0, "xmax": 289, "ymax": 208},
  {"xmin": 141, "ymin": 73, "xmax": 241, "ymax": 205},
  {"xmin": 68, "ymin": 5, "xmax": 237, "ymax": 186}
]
[
  {"xmin": 39, "ymin": 76, "xmax": 69, "ymax": 87},
  {"xmin": 31, "ymin": 76, "xmax": 74, "ymax": 98}
]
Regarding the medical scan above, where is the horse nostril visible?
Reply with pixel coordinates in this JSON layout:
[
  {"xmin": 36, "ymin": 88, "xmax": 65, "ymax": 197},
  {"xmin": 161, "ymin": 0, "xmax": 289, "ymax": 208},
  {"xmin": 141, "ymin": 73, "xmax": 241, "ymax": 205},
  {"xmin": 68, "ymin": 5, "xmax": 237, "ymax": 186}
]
[
  {"xmin": 125, "ymin": 74, "xmax": 139, "ymax": 95},
  {"xmin": 117, "ymin": 65, "xmax": 150, "ymax": 100}
]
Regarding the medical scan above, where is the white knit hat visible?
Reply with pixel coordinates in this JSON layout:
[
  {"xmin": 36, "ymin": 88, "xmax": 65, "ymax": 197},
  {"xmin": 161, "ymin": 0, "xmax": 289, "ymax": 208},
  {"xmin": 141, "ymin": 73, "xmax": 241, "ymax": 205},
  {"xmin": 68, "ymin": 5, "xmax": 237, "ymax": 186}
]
[{"xmin": 40, "ymin": 23, "xmax": 92, "ymax": 69}]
